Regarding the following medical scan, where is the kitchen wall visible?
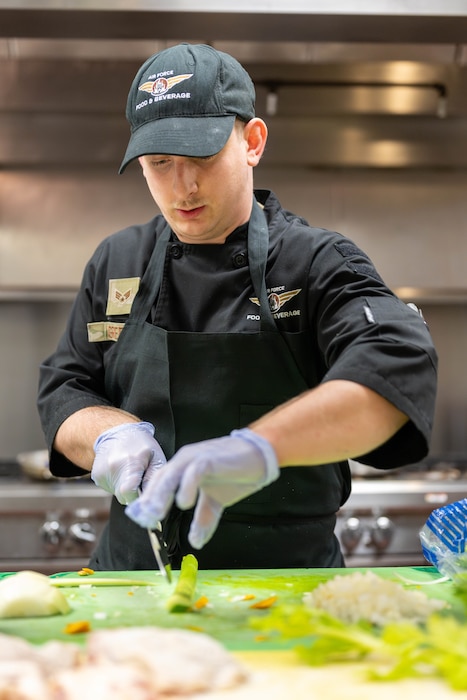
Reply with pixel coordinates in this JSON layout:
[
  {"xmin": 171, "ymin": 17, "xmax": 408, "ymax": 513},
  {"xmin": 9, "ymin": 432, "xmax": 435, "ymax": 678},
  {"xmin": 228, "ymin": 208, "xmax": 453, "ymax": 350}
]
[{"xmin": 1, "ymin": 163, "xmax": 466, "ymax": 460}]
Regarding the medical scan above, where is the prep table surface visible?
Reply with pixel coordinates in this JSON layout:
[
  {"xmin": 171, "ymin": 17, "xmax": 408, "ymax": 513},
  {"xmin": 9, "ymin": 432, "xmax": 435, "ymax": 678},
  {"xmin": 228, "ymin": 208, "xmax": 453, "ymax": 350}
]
[
  {"xmin": 1, "ymin": 566, "xmax": 466, "ymax": 699},
  {"xmin": 0, "ymin": 566, "xmax": 461, "ymax": 648}
]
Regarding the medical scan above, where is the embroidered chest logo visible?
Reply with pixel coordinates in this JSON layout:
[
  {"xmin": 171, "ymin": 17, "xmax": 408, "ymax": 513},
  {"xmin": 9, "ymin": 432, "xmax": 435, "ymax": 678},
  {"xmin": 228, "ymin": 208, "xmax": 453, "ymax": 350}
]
[{"xmin": 249, "ymin": 288, "xmax": 302, "ymax": 317}]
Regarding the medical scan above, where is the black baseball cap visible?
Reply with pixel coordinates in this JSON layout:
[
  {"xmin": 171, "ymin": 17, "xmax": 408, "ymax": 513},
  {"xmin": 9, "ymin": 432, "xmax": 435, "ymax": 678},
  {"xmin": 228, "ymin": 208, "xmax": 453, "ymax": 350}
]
[{"xmin": 119, "ymin": 43, "xmax": 256, "ymax": 173}]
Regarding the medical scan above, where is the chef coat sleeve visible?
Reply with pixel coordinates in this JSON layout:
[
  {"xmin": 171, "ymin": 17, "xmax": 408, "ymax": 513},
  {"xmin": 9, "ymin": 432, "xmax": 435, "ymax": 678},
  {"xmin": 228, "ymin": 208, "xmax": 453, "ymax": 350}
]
[
  {"xmin": 37, "ymin": 240, "xmax": 120, "ymax": 477},
  {"xmin": 310, "ymin": 235, "xmax": 438, "ymax": 469}
]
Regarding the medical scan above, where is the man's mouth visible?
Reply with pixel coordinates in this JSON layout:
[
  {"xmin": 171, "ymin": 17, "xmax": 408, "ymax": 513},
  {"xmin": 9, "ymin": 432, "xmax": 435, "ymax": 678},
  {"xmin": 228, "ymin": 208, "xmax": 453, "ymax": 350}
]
[{"xmin": 176, "ymin": 205, "xmax": 205, "ymax": 220}]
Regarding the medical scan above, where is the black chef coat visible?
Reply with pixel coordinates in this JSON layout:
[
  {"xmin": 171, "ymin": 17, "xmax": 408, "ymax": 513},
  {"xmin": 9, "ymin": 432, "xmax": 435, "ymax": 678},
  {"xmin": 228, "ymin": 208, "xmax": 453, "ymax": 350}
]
[{"xmin": 37, "ymin": 189, "xmax": 438, "ymax": 568}]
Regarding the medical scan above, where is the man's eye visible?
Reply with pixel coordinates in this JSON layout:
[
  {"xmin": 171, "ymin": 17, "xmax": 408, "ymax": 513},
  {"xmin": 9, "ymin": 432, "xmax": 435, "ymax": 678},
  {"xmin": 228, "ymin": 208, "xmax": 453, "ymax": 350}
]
[{"xmin": 152, "ymin": 160, "xmax": 169, "ymax": 167}]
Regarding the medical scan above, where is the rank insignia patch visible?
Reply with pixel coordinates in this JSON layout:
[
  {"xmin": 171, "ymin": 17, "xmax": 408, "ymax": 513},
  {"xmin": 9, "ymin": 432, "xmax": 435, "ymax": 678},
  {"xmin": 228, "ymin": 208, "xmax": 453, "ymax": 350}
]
[{"xmin": 106, "ymin": 277, "xmax": 140, "ymax": 316}]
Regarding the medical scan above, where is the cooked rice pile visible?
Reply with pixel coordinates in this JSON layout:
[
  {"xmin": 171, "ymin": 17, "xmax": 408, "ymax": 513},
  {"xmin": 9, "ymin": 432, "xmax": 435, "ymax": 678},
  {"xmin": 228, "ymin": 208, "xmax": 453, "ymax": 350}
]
[{"xmin": 303, "ymin": 571, "xmax": 447, "ymax": 625}]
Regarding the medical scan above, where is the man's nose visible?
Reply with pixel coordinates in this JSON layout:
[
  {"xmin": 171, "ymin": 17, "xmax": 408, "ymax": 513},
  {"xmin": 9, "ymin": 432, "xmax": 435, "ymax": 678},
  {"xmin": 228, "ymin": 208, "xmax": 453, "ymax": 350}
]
[{"xmin": 172, "ymin": 161, "xmax": 199, "ymax": 198}]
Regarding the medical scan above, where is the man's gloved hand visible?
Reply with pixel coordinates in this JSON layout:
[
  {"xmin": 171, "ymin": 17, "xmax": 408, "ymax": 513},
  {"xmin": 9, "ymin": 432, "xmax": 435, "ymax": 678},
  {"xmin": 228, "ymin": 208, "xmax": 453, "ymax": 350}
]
[
  {"xmin": 125, "ymin": 428, "xmax": 279, "ymax": 549},
  {"xmin": 91, "ymin": 421, "xmax": 166, "ymax": 505}
]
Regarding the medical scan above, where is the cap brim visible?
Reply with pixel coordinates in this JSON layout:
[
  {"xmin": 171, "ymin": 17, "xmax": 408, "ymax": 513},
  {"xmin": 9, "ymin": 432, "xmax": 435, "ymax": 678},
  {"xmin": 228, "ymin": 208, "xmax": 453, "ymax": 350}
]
[{"xmin": 119, "ymin": 115, "xmax": 236, "ymax": 173}]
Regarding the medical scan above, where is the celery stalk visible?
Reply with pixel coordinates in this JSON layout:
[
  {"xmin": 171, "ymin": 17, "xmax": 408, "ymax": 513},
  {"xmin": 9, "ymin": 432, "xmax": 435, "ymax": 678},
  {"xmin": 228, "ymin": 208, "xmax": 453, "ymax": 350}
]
[
  {"xmin": 166, "ymin": 554, "xmax": 198, "ymax": 613},
  {"xmin": 50, "ymin": 578, "xmax": 157, "ymax": 587}
]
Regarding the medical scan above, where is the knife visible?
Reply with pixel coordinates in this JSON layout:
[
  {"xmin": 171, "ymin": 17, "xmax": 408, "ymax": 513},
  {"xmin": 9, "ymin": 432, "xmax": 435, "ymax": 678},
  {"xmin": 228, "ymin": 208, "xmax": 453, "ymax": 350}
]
[{"xmin": 137, "ymin": 488, "xmax": 173, "ymax": 584}]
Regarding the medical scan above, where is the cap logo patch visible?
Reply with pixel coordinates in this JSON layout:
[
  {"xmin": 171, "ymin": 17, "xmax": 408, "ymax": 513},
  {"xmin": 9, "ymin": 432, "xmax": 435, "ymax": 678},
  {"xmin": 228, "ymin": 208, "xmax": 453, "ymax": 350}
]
[{"xmin": 139, "ymin": 73, "xmax": 193, "ymax": 97}]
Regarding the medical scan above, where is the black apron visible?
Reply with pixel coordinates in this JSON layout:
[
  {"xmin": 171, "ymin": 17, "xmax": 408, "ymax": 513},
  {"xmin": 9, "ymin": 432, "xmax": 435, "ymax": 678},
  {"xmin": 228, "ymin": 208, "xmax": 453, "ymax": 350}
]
[{"xmin": 90, "ymin": 200, "xmax": 347, "ymax": 570}]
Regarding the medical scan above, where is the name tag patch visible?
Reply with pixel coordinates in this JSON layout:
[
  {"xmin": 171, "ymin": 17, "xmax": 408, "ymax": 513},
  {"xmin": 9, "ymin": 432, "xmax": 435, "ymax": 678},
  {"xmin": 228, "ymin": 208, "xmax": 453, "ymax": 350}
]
[{"xmin": 87, "ymin": 321, "xmax": 125, "ymax": 343}]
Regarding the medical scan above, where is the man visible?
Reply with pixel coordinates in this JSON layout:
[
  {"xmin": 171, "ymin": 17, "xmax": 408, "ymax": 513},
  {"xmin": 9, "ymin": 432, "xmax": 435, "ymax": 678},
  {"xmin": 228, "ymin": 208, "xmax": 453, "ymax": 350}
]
[{"xmin": 38, "ymin": 43, "xmax": 437, "ymax": 570}]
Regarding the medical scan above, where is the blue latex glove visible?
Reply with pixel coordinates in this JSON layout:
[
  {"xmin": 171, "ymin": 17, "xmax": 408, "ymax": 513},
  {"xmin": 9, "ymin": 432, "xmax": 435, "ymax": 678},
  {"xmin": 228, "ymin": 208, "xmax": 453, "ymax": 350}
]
[
  {"xmin": 125, "ymin": 428, "xmax": 279, "ymax": 549},
  {"xmin": 91, "ymin": 421, "xmax": 166, "ymax": 505}
]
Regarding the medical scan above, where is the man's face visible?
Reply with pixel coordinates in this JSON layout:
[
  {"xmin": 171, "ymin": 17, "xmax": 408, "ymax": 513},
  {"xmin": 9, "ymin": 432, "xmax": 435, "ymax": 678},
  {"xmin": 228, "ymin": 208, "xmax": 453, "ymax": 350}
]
[{"xmin": 139, "ymin": 120, "xmax": 265, "ymax": 244}]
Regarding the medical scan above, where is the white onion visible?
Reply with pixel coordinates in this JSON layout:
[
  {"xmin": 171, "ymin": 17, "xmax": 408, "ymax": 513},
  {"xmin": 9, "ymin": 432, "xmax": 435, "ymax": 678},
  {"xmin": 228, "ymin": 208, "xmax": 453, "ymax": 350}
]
[{"xmin": 0, "ymin": 570, "xmax": 71, "ymax": 618}]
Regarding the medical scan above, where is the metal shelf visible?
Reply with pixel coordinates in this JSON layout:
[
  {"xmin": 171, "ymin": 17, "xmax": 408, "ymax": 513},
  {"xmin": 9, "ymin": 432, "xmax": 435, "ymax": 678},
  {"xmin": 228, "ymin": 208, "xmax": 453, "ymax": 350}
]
[
  {"xmin": 0, "ymin": 287, "xmax": 77, "ymax": 302},
  {"xmin": 395, "ymin": 287, "xmax": 467, "ymax": 305}
]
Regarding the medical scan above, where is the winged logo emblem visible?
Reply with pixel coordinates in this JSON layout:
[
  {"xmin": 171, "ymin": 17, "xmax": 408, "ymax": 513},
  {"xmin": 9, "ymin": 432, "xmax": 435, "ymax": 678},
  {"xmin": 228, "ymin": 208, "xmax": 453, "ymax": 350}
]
[
  {"xmin": 139, "ymin": 74, "xmax": 193, "ymax": 97},
  {"xmin": 249, "ymin": 288, "xmax": 301, "ymax": 313}
]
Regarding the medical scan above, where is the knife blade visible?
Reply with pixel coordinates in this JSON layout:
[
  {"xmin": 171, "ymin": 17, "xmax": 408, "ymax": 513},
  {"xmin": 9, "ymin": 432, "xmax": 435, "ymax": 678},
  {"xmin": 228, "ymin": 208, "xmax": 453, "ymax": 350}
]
[
  {"xmin": 137, "ymin": 488, "xmax": 173, "ymax": 584},
  {"xmin": 147, "ymin": 525, "xmax": 173, "ymax": 584}
]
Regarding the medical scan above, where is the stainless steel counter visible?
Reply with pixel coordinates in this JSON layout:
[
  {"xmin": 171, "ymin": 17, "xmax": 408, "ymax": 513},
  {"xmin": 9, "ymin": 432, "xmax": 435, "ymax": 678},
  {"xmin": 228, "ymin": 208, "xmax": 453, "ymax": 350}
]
[
  {"xmin": 337, "ymin": 473, "xmax": 467, "ymax": 567},
  {"xmin": 0, "ymin": 473, "xmax": 112, "ymax": 574}
]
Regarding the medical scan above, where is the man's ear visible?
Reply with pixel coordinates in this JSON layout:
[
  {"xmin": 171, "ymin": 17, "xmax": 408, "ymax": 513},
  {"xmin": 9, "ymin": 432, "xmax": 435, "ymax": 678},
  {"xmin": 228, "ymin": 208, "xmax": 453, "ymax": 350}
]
[{"xmin": 244, "ymin": 118, "xmax": 268, "ymax": 166}]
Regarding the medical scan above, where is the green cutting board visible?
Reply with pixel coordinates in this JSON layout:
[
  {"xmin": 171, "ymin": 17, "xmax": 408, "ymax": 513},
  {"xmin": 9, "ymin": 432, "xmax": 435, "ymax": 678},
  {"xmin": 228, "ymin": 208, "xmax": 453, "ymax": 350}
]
[{"xmin": 0, "ymin": 566, "xmax": 461, "ymax": 650}]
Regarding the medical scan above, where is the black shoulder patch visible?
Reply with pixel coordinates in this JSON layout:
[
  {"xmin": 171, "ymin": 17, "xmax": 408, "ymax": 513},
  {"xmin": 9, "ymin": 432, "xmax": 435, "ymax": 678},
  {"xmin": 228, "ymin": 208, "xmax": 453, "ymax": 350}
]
[
  {"xmin": 334, "ymin": 241, "xmax": 384, "ymax": 283},
  {"xmin": 334, "ymin": 240, "xmax": 369, "ymax": 260}
]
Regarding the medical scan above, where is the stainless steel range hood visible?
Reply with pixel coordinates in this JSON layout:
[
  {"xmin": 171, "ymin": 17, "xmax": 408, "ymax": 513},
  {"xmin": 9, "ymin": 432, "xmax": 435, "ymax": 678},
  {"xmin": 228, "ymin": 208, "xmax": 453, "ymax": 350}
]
[
  {"xmin": 1, "ymin": 0, "xmax": 467, "ymax": 43},
  {"xmin": 1, "ymin": 0, "xmax": 467, "ymax": 169}
]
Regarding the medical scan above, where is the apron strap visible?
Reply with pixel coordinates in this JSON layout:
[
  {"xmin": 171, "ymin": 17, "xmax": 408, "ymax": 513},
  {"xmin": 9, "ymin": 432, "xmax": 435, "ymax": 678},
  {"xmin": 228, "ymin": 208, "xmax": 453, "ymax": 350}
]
[
  {"xmin": 129, "ymin": 223, "xmax": 172, "ymax": 322},
  {"xmin": 248, "ymin": 198, "xmax": 277, "ymax": 332},
  {"xmin": 130, "ymin": 197, "xmax": 277, "ymax": 332}
]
